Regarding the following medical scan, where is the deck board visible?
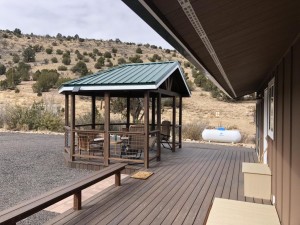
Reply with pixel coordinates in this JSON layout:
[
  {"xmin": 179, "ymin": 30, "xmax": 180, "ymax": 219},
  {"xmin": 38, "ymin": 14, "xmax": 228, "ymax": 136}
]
[{"xmin": 46, "ymin": 143, "xmax": 270, "ymax": 225}]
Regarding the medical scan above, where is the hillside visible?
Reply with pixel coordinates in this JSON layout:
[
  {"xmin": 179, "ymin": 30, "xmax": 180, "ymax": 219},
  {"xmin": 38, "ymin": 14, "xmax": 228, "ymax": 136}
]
[{"xmin": 0, "ymin": 30, "xmax": 255, "ymax": 143}]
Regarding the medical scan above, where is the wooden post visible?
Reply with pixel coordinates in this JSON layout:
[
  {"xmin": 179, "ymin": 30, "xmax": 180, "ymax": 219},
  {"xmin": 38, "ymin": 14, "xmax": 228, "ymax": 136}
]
[
  {"xmin": 91, "ymin": 95, "xmax": 96, "ymax": 129},
  {"xmin": 179, "ymin": 96, "xmax": 182, "ymax": 148},
  {"xmin": 65, "ymin": 94, "xmax": 69, "ymax": 150},
  {"xmin": 70, "ymin": 94, "xmax": 75, "ymax": 161},
  {"xmin": 115, "ymin": 171, "xmax": 121, "ymax": 186},
  {"xmin": 104, "ymin": 92, "xmax": 110, "ymax": 166},
  {"xmin": 157, "ymin": 93, "xmax": 161, "ymax": 161},
  {"xmin": 126, "ymin": 97, "xmax": 130, "ymax": 129},
  {"xmin": 172, "ymin": 96, "xmax": 176, "ymax": 152},
  {"xmin": 151, "ymin": 96, "xmax": 156, "ymax": 131},
  {"xmin": 144, "ymin": 91, "xmax": 150, "ymax": 168},
  {"xmin": 73, "ymin": 191, "xmax": 81, "ymax": 210}
]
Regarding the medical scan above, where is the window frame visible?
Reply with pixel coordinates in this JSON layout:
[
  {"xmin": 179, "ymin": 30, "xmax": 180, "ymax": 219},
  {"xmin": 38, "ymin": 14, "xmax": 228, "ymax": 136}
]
[{"xmin": 267, "ymin": 78, "xmax": 275, "ymax": 139}]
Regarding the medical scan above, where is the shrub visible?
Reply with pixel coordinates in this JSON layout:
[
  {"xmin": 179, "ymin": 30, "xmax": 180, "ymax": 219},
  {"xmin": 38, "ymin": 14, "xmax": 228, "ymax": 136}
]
[
  {"xmin": 58, "ymin": 65, "xmax": 68, "ymax": 71},
  {"xmin": 45, "ymin": 48, "xmax": 53, "ymax": 54},
  {"xmin": 129, "ymin": 55, "xmax": 143, "ymax": 63},
  {"xmin": 16, "ymin": 62, "xmax": 31, "ymax": 81},
  {"xmin": 44, "ymin": 59, "xmax": 49, "ymax": 64},
  {"xmin": 117, "ymin": 57, "xmax": 126, "ymax": 65},
  {"xmin": 23, "ymin": 46, "xmax": 35, "ymax": 62},
  {"xmin": 184, "ymin": 61, "xmax": 191, "ymax": 68},
  {"xmin": 5, "ymin": 68, "xmax": 21, "ymax": 89},
  {"xmin": 12, "ymin": 54, "xmax": 20, "ymax": 63},
  {"xmin": 76, "ymin": 52, "xmax": 83, "ymax": 60},
  {"xmin": 97, "ymin": 57, "xmax": 105, "ymax": 66},
  {"xmin": 93, "ymin": 48, "xmax": 99, "ymax": 55},
  {"xmin": 136, "ymin": 47, "xmax": 143, "ymax": 54},
  {"xmin": 182, "ymin": 120, "xmax": 209, "ymax": 141},
  {"xmin": 104, "ymin": 51, "xmax": 112, "ymax": 58},
  {"xmin": 56, "ymin": 49, "xmax": 63, "ymax": 55},
  {"xmin": 186, "ymin": 80, "xmax": 195, "ymax": 91},
  {"xmin": 94, "ymin": 62, "xmax": 102, "ymax": 69},
  {"xmin": 0, "ymin": 63, "xmax": 6, "ymax": 75},
  {"xmin": 62, "ymin": 56, "xmax": 71, "ymax": 65},
  {"xmin": 112, "ymin": 47, "xmax": 117, "ymax": 53},
  {"xmin": 0, "ymin": 80, "xmax": 8, "ymax": 90},
  {"xmin": 3, "ymin": 101, "xmax": 63, "ymax": 131},
  {"xmin": 149, "ymin": 54, "xmax": 161, "ymax": 62},
  {"xmin": 52, "ymin": 42, "xmax": 58, "ymax": 46},
  {"xmin": 13, "ymin": 28, "xmax": 21, "ymax": 36},
  {"xmin": 14, "ymin": 87, "xmax": 20, "ymax": 93},
  {"xmin": 165, "ymin": 49, "xmax": 171, "ymax": 53},
  {"xmin": 83, "ymin": 57, "xmax": 89, "ymax": 63},
  {"xmin": 71, "ymin": 61, "xmax": 88, "ymax": 76},
  {"xmin": 150, "ymin": 45, "xmax": 157, "ymax": 49},
  {"xmin": 54, "ymin": 77, "xmax": 72, "ymax": 88},
  {"xmin": 33, "ymin": 44, "xmax": 43, "ymax": 52},
  {"xmin": 32, "ymin": 69, "xmax": 60, "ymax": 93},
  {"xmin": 32, "ymin": 70, "xmax": 41, "ymax": 81},
  {"xmin": 51, "ymin": 57, "xmax": 58, "ymax": 63}
]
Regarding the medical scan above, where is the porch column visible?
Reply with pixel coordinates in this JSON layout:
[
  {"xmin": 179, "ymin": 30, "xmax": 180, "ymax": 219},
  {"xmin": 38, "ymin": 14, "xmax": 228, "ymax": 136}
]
[
  {"xmin": 91, "ymin": 95, "xmax": 96, "ymax": 129},
  {"xmin": 104, "ymin": 92, "xmax": 110, "ymax": 166},
  {"xmin": 70, "ymin": 94, "xmax": 76, "ymax": 161},
  {"xmin": 157, "ymin": 93, "xmax": 161, "ymax": 161},
  {"xmin": 126, "ymin": 97, "xmax": 130, "ymax": 130},
  {"xmin": 172, "ymin": 96, "xmax": 176, "ymax": 152},
  {"xmin": 151, "ymin": 96, "xmax": 156, "ymax": 131},
  {"xmin": 64, "ymin": 94, "xmax": 69, "ymax": 151},
  {"xmin": 144, "ymin": 91, "xmax": 150, "ymax": 168},
  {"xmin": 179, "ymin": 96, "xmax": 182, "ymax": 148}
]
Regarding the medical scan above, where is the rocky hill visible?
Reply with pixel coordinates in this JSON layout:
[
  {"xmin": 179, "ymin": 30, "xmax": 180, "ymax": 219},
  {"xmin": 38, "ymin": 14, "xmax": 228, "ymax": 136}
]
[{"xmin": 0, "ymin": 30, "xmax": 255, "ymax": 143}]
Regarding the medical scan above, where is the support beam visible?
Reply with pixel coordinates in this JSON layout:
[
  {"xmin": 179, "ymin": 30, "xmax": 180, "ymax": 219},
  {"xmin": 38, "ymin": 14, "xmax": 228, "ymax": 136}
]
[
  {"xmin": 70, "ymin": 94, "xmax": 76, "ymax": 161},
  {"xmin": 126, "ymin": 97, "xmax": 130, "ymax": 130},
  {"xmin": 154, "ymin": 88, "xmax": 180, "ymax": 97},
  {"xmin": 115, "ymin": 171, "xmax": 121, "ymax": 186},
  {"xmin": 91, "ymin": 95, "xmax": 96, "ymax": 129},
  {"xmin": 73, "ymin": 191, "xmax": 81, "ymax": 210},
  {"xmin": 104, "ymin": 92, "xmax": 110, "ymax": 166},
  {"xmin": 157, "ymin": 93, "xmax": 161, "ymax": 161},
  {"xmin": 172, "ymin": 96, "xmax": 176, "ymax": 152},
  {"xmin": 65, "ymin": 94, "xmax": 69, "ymax": 150},
  {"xmin": 151, "ymin": 96, "xmax": 156, "ymax": 131},
  {"xmin": 144, "ymin": 91, "xmax": 150, "ymax": 168},
  {"xmin": 179, "ymin": 96, "xmax": 182, "ymax": 148}
]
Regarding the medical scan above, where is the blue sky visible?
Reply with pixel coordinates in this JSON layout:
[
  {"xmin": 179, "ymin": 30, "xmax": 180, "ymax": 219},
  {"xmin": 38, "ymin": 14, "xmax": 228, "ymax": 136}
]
[{"xmin": 0, "ymin": 0, "xmax": 172, "ymax": 49}]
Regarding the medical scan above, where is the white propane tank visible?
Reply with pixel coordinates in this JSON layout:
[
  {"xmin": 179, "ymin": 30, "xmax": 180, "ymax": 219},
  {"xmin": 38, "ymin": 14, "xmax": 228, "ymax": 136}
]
[{"xmin": 202, "ymin": 128, "xmax": 242, "ymax": 143}]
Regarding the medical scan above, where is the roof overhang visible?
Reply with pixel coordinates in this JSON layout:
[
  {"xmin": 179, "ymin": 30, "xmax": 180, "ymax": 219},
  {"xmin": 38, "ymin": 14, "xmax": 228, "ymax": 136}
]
[{"xmin": 122, "ymin": 0, "xmax": 300, "ymax": 98}]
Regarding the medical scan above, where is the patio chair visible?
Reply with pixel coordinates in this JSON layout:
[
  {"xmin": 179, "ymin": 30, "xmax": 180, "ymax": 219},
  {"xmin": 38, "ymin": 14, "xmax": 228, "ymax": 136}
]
[
  {"xmin": 122, "ymin": 125, "xmax": 144, "ymax": 159},
  {"xmin": 77, "ymin": 132, "xmax": 104, "ymax": 156},
  {"xmin": 161, "ymin": 120, "xmax": 172, "ymax": 149}
]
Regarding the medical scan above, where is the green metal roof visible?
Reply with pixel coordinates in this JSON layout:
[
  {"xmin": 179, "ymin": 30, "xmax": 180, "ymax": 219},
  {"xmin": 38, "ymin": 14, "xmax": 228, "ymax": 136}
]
[{"xmin": 59, "ymin": 61, "xmax": 191, "ymax": 96}]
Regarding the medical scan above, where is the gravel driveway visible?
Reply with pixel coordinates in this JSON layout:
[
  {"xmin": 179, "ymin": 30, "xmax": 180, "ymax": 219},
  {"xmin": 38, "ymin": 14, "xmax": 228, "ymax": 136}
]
[{"xmin": 0, "ymin": 132, "xmax": 91, "ymax": 224}]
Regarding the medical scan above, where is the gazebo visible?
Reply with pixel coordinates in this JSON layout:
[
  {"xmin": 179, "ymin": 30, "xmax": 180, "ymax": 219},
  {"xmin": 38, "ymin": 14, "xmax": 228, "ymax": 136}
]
[{"xmin": 59, "ymin": 61, "xmax": 191, "ymax": 169}]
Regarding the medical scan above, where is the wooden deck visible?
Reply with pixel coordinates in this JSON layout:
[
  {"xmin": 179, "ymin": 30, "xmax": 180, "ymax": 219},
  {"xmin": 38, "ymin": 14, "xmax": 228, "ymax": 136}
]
[{"xmin": 47, "ymin": 143, "xmax": 271, "ymax": 225}]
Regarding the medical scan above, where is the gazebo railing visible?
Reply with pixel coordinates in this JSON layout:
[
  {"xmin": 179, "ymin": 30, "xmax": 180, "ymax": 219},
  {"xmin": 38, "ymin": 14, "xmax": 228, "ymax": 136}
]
[
  {"xmin": 64, "ymin": 125, "xmax": 161, "ymax": 166},
  {"xmin": 65, "ymin": 126, "xmax": 105, "ymax": 160}
]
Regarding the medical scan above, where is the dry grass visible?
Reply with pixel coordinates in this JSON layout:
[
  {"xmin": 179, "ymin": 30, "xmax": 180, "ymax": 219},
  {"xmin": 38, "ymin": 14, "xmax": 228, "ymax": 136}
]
[{"xmin": 182, "ymin": 120, "xmax": 209, "ymax": 141}]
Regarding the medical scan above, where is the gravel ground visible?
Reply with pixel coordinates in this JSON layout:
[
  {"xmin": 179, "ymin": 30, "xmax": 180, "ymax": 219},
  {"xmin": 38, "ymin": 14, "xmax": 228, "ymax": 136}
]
[{"xmin": 0, "ymin": 132, "xmax": 91, "ymax": 224}]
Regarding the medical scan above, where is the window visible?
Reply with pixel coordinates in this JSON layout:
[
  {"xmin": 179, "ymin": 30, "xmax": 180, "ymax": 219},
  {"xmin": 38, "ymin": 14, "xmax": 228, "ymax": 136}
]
[{"xmin": 267, "ymin": 78, "xmax": 275, "ymax": 139}]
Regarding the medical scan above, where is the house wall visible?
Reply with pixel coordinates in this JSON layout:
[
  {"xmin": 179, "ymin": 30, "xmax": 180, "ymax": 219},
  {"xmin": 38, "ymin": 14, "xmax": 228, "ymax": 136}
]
[{"xmin": 257, "ymin": 36, "xmax": 300, "ymax": 225}]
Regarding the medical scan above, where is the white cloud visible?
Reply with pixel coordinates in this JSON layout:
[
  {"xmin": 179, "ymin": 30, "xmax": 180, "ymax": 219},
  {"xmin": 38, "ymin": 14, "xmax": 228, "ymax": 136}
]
[{"xmin": 0, "ymin": 0, "xmax": 173, "ymax": 48}]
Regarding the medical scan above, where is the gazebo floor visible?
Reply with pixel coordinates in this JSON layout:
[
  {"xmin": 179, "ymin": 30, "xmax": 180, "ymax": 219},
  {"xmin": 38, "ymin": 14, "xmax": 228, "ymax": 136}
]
[{"xmin": 49, "ymin": 143, "xmax": 271, "ymax": 225}]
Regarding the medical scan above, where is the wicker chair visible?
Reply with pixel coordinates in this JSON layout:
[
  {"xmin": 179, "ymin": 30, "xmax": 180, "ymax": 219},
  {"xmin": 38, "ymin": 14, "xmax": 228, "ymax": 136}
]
[{"xmin": 77, "ymin": 132, "xmax": 103, "ymax": 155}]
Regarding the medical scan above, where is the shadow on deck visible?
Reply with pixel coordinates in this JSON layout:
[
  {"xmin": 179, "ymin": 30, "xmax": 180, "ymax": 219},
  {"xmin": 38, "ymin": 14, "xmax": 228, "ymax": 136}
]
[{"xmin": 47, "ymin": 142, "xmax": 271, "ymax": 225}]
